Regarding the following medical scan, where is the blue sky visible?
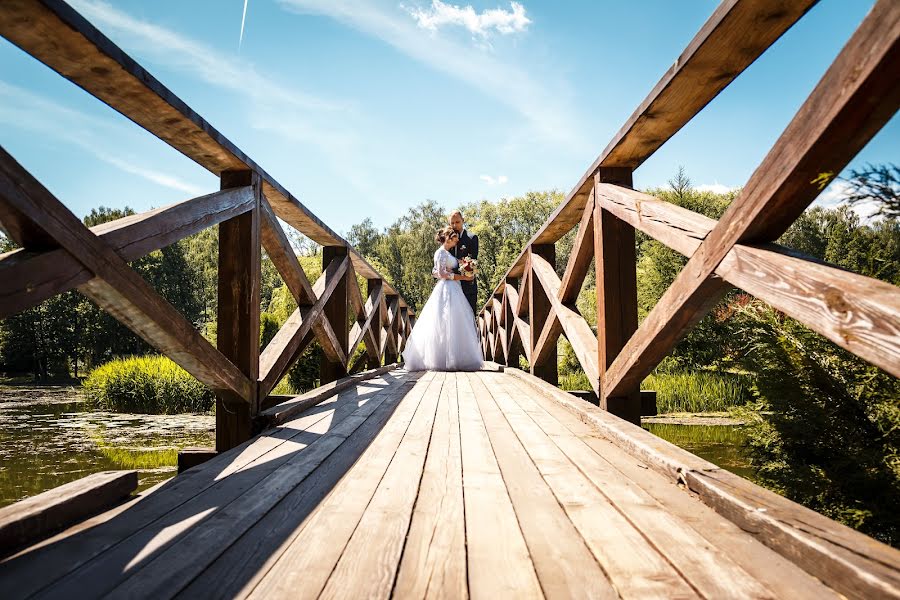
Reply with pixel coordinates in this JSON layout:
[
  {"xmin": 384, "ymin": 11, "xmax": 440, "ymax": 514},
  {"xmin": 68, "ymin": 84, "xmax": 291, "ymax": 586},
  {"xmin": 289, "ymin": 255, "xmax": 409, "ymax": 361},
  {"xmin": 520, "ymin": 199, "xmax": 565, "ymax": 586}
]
[{"xmin": 1, "ymin": 0, "xmax": 896, "ymax": 236}]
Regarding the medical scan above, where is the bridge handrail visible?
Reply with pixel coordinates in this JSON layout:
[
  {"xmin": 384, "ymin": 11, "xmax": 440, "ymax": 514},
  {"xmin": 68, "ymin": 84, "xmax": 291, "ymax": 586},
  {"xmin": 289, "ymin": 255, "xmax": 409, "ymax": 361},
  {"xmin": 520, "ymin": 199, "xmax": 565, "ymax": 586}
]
[
  {"xmin": 478, "ymin": 0, "xmax": 900, "ymax": 422},
  {"xmin": 0, "ymin": 0, "xmax": 414, "ymax": 451}
]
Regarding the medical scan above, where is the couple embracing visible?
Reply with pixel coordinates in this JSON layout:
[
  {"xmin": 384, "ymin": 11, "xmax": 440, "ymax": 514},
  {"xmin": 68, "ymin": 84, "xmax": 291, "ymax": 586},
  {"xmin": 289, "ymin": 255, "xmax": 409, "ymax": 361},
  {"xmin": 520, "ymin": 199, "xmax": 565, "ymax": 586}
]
[{"xmin": 402, "ymin": 210, "xmax": 485, "ymax": 372}]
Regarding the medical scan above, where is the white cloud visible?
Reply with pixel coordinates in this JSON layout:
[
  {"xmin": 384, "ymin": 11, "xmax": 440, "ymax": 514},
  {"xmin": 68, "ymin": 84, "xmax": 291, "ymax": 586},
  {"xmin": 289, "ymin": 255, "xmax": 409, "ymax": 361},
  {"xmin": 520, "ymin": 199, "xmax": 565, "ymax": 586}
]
[
  {"xmin": 480, "ymin": 174, "xmax": 508, "ymax": 185},
  {"xmin": 813, "ymin": 179, "xmax": 880, "ymax": 222},
  {"xmin": 695, "ymin": 182, "xmax": 736, "ymax": 194},
  {"xmin": 404, "ymin": 1, "xmax": 531, "ymax": 37},
  {"xmin": 277, "ymin": 0, "xmax": 578, "ymax": 147},
  {"xmin": 0, "ymin": 81, "xmax": 206, "ymax": 196}
]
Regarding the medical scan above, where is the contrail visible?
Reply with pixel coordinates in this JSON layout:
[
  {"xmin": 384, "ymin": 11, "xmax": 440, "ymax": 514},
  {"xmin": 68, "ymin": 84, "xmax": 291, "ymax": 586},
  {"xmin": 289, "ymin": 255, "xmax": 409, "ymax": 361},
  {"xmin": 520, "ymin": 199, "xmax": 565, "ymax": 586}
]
[{"xmin": 239, "ymin": 0, "xmax": 249, "ymax": 48}]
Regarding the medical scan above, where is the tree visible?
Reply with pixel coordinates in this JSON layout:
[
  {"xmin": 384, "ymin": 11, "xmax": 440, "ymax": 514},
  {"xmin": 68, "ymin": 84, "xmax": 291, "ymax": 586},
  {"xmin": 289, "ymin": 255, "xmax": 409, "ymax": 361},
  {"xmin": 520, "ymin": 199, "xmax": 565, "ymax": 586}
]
[
  {"xmin": 842, "ymin": 162, "xmax": 900, "ymax": 219},
  {"xmin": 347, "ymin": 218, "xmax": 382, "ymax": 258},
  {"xmin": 668, "ymin": 165, "xmax": 692, "ymax": 200}
]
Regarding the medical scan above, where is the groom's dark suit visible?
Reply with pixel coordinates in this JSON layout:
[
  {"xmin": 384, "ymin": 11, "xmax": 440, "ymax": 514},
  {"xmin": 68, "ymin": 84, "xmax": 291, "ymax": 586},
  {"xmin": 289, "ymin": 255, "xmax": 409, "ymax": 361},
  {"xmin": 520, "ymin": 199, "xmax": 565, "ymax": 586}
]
[{"xmin": 451, "ymin": 229, "xmax": 479, "ymax": 315}]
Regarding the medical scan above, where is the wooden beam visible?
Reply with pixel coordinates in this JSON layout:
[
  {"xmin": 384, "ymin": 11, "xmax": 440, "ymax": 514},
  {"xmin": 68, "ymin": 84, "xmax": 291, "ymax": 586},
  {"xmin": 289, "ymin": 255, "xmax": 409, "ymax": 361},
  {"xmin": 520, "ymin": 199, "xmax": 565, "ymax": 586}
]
[
  {"xmin": 259, "ymin": 196, "xmax": 315, "ymax": 305},
  {"xmin": 528, "ymin": 245, "xmax": 557, "ymax": 385},
  {"xmin": 0, "ymin": 471, "xmax": 137, "ymax": 555},
  {"xmin": 504, "ymin": 284, "xmax": 532, "ymax": 364},
  {"xmin": 604, "ymin": 1, "xmax": 900, "ymax": 398},
  {"xmin": 216, "ymin": 170, "xmax": 261, "ymax": 451},
  {"xmin": 598, "ymin": 184, "xmax": 900, "ymax": 378},
  {"xmin": 530, "ymin": 253, "xmax": 600, "ymax": 393},
  {"xmin": 258, "ymin": 255, "xmax": 349, "ymax": 397},
  {"xmin": 472, "ymin": 0, "xmax": 816, "ymax": 290},
  {"xmin": 384, "ymin": 295, "xmax": 400, "ymax": 364},
  {"xmin": 367, "ymin": 279, "xmax": 384, "ymax": 369},
  {"xmin": 320, "ymin": 246, "xmax": 350, "ymax": 384},
  {"xmin": 594, "ymin": 170, "xmax": 640, "ymax": 422},
  {"xmin": 0, "ymin": 186, "xmax": 254, "ymax": 318},
  {"xmin": 0, "ymin": 0, "xmax": 413, "ymax": 314},
  {"xmin": 0, "ymin": 146, "xmax": 252, "ymax": 401},
  {"xmin": 558, "ymin": 189, "xmax": 596, "ymax": 304}
]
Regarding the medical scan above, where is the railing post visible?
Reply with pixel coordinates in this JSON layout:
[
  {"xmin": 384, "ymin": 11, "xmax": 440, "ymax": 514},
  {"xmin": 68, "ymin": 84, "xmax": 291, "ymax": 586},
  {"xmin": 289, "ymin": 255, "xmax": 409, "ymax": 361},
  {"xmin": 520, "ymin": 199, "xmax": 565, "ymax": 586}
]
[
  {"xmin": 594, "ymin": 167, "xmax": 640, "ymax": 423},
  {"xmin": 385, "ymin": 293, "xmax": 399, "ymax": 364},
  {"xmin": 529, "ymin": 244, "xmax": 557, "ymax": 385},
  {"xmin": 321, "ymin": 245, "xmax": 349, "ymax": 385},
  {"xmin": 216, "ymin": 170, "xmax": 260, "ymax": 451},
  {"xmin": 367, "ymin": 278, "xmax": 383, "ymax": 369}
]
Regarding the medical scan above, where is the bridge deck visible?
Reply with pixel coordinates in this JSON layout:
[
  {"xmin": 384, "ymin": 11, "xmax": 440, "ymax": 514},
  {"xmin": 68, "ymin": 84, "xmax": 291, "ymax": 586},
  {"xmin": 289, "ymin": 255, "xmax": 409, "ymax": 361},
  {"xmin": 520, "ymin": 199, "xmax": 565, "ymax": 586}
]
[{"xmin": 1, "ymin": 370, "xmax": 845, "ymax": 598}]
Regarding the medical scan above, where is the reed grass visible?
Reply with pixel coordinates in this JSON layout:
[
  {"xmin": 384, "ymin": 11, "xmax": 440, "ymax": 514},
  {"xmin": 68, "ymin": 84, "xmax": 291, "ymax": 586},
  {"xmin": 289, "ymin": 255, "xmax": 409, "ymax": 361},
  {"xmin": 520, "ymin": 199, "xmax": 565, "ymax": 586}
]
[
  {"xmin": 83, "ymin": 355, "xmax": 214, "ymax": 414},
  {"xmin": 644, "ymin": 370, "xmax": 751, "ymax": 413}
]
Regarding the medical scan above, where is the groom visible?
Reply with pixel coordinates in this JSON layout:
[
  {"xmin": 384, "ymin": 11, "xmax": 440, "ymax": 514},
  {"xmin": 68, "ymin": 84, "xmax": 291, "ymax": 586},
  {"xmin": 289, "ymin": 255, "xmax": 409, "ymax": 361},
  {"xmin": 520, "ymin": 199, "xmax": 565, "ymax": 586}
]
[{"xmin": 448, "ymin": 210, "xmax": 478, "ymax": 315}]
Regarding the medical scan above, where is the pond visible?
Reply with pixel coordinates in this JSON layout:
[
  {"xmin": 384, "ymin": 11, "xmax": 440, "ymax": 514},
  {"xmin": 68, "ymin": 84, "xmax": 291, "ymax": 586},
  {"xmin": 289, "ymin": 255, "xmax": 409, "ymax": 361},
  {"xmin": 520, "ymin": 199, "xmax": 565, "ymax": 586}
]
[
  {"xmin": 643, "ymin": 422, "xmax": 757, "ymax": 482},
  {"xmin": 0, "ymin": 386, "xmax": 214, "ymax": 509}
]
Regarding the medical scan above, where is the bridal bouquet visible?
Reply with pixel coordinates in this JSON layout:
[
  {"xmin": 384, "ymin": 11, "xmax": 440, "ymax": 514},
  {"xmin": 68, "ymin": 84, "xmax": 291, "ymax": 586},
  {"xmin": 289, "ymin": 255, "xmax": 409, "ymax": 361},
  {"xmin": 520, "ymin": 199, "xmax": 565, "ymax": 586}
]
[{"xmin": 458, "ymin": 256, "xmax": 478, "ymax": 277}]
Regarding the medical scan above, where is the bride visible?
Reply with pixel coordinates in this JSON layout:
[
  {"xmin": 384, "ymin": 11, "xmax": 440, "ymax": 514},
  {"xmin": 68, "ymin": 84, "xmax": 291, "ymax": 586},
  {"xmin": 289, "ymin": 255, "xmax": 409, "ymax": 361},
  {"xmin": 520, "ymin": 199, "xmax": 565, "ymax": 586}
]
[{"xmin": 402, "ymin": 226, "xmax": 484, "ymax": 372}]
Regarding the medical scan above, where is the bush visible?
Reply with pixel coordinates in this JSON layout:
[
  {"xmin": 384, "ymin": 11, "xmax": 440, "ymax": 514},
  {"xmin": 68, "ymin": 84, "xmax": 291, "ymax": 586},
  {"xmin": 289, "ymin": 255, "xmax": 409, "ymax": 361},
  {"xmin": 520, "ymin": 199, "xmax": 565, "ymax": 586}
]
[
  {"xmin": 83, "ymin": 355, "xmax": 214, "ymax": 414},
  {"xmin": 643, "ymin": 370, "xmax": 752, "ymax": 413}
]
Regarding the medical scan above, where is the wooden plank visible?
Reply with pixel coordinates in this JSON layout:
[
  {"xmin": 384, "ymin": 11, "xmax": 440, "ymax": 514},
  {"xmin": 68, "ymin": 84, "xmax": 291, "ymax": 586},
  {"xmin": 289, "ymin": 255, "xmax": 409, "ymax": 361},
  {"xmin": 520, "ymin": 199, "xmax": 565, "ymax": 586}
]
[
  {"xmin": 216, "ymin": 170, "xmax": 261, "ymax": 451},
  {"xmin": 504, "ymin": 367, "xmax": 900, "ymax": 600},
  {"xmin": 585, "ymin": 434, "xmax": 840, "ymax": 600},
  {"xmin": 317, "ymin": 372, "xmax": 443, "ymax": 599},
  {"xmin": 466, "ymin": 373, "xmax": 616, "ymax": 599},
  {"xmin": 456, "ymin": 373, "xmax": 542, "ymax": 599},
  {"xmin": 103, "ymin": 375, "xmax": 417, "ymax": 600},
  {"xmin": 499, "ymin": 375, "xmax": 777, "ymax": 599},
  {"xmin": 598, "ymin": 183, "xmax": 900, "ymax": 377},
  {"xmin": 486, "ymin": 375, "xmax": 698, "ymax": 599},
  {"xmin": 258, "ymin": 255, "xmax": 349, "ymax": 397},
  {"xmin": 0, "ymin": 373, "xmax": 408, "ymax": 598},
  {"xmin": 0, "ymin": 186, "xmax": 254, "ymax": 318},
  {"xmin": 40, "ymin": 375, "xmax": 408, "ymax": 599},
  {"xmin": 247, "ymin": 373, "xmax": 443, "ymax": 600},
  {"xmin": 0, "ymin": 471, "xmax": 137, "ymax": 555},
  {"xmin": 604, "ymin": 0, "xmax": 900, "ymax": 398},
  {"xmin": 175, "ymin": 373, "xmax": 426, "ymax": 600},
  {"xmin": 0, "ymin": 147, "xmax": 252, "ymax": 401},
  {"xmin": 393, "ymin": 374, "xmax": 467, "ymax": 599},
  {"xmin": 257, "ymin": 364, "xmax": 400, "ymax": 427}
]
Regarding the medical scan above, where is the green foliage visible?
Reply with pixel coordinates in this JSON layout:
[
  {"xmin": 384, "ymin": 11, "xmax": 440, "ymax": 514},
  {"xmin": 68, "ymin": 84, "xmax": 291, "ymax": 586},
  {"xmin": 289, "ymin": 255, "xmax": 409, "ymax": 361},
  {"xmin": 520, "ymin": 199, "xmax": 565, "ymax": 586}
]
[
  {"xmin": 643, "ymin": 370, "xmax": 752, "ymax": 413},
  {"xmin": 732, "ymin": 301, "xmax": 900, "ymax": 544},
  {"xmin": 260, "ymin": 312, "xmax": 280, "ymax": 350},
  {"xmin": 83, "ymin": 355, "xmax": 214, "ymax": 414}
]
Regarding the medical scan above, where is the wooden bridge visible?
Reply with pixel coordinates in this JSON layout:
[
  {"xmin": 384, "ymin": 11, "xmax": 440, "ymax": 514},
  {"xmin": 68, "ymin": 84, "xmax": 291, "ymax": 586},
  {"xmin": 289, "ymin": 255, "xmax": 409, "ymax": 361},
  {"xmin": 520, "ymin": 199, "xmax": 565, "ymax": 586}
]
[{"xmin": 1, "ymin": 0, "xmax": 899, "ymax": 598}]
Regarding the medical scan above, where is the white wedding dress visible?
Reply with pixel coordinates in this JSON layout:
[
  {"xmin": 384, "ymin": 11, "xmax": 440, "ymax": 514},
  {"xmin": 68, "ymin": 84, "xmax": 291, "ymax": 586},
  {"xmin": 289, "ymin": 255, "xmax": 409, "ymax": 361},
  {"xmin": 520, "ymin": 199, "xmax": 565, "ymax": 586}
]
[{"xmin": 402, "ymin": 247, "xmax": 484, "ymax": 372}]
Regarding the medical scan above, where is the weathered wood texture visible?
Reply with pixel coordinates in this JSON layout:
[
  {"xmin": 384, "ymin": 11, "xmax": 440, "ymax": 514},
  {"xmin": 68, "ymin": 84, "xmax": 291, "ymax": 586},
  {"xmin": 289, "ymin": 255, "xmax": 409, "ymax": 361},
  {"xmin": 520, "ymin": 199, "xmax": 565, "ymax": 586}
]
[
  {"xmin": 0, "ymin": 147, "xmax": 253, "ymax": 401},
  {"xmin": 0, "ymin": 0, "xmax": 408, "ymax": 309},
  {"xmin": 479, "ymin": 0, "xmax": 900, "ymax": 418},
  {"xmin": 4, "ymin": 370, "xmax": 887, "ymax": 599},
  {"xmin": 216, "ymin": 171, "xmax": 262, "ymax": 451},
  {"xmin": 0, "ymin": 471, "xmax": 136, "ymax": 555}
]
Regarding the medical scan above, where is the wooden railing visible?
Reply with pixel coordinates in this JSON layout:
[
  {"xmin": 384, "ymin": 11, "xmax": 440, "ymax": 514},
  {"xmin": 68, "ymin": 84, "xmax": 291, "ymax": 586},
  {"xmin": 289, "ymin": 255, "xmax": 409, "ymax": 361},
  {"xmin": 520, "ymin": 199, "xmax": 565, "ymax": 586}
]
[
  {"xmin": 0, "ymin": 0, "xmax": 414, "ymax": 451},
  {"xmin": 479, "ymin": 0, "xmax": 900, "ymax": 424}
]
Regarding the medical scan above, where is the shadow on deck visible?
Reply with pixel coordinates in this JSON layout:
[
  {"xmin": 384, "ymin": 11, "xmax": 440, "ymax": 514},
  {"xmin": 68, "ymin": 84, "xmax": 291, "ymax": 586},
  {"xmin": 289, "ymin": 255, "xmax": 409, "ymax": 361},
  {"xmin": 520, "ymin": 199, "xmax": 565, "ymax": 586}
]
[{"xmin": 2, "ymin": 368, "xmax": 898, "ymax": 599}]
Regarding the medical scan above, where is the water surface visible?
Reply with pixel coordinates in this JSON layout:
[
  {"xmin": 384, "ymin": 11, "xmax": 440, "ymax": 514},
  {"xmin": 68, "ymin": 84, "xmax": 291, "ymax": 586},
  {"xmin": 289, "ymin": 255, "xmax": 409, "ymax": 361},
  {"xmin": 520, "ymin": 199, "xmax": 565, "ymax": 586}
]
[
  {"xmin": 643, "ymin": 422, "xmax": 757, "ymax": 482},
  {"xmin": 0, "ymin": 386, "xmax": 214, "ymax": 508}
]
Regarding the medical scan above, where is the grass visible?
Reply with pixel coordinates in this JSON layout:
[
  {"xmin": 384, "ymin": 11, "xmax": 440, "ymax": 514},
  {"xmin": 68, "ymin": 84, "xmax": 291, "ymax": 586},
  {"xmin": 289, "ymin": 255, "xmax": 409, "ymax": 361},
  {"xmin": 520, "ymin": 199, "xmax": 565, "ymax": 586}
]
[
  {"xmin": 559, "ymin": 366, "xmax": 753, "ymax": 414},
  {"xmin": 644, "ymin": 370, "xmax": 752, "ymax": 413},
  {"xmin": 83, "ymin": 355, "xmax": 214, "ymax": 414}
]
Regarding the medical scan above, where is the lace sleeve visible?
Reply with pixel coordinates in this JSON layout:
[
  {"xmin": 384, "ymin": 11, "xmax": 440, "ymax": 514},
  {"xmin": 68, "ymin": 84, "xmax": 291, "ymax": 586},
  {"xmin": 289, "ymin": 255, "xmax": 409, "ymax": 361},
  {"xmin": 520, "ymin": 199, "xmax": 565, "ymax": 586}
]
[{"xmin": 432, "ymin": 249, "xmax": 452, "ymax": 280}]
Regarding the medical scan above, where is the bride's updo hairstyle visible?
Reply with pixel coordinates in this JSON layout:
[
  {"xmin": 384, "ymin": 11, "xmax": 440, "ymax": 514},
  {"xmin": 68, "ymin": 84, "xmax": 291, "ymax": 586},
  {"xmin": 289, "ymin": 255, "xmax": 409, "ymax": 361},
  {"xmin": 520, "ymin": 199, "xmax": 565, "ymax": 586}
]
[{"xmin": 435, "ymin": 226, "xmax": 457, "ymax": 245}]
